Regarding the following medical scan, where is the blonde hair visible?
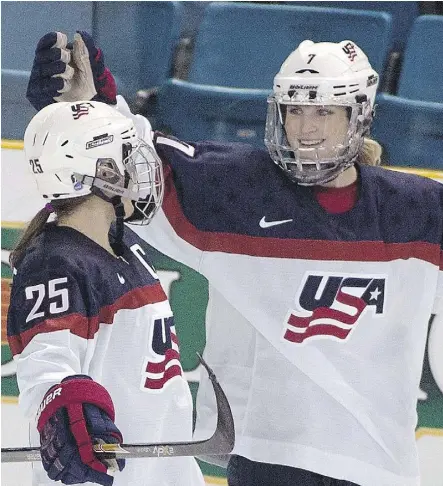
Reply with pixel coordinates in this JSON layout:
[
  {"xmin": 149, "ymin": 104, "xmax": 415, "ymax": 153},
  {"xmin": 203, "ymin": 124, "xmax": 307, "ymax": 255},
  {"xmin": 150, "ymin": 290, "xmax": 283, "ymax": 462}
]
[{"xmin": 359, "ymin": 137, "xmax": 382, "ymax": 166}]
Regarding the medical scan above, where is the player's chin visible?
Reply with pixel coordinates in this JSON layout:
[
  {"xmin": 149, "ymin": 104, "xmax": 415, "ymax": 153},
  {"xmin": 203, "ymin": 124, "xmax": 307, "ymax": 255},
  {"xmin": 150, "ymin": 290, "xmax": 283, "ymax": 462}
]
[{"xmin": 122, "ymin": 198, "xmax": 135, "ymax": 219}]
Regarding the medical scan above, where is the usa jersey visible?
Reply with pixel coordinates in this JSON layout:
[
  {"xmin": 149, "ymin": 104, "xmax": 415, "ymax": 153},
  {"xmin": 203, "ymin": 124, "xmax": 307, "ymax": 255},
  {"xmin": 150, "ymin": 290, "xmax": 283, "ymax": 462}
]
[
  {"xmin": 7, "ymin": 224, "xmax": 204, "ymax": 486},
  {"xmin": 119, "ymin": 115, "xmax": 443, "ymax": 486}
]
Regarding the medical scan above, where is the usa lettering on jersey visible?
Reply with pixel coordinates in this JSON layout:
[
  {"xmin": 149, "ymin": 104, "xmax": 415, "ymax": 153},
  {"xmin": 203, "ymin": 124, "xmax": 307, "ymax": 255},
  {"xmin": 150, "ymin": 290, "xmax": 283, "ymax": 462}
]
[{"xmin": 283, "ymin": 272, "xmax": 386, "ymax": 344}]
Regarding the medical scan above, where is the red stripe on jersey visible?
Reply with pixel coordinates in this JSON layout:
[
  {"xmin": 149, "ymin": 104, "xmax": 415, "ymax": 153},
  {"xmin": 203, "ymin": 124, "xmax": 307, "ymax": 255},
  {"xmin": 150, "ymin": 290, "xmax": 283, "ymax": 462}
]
[
  {"xmin": 8, "ymin": 283, "xmax": 167, "ymax": 356},
  {"xmin": 284, "ymin": 324, "xmax": 351, "ymax": 343},
  {"xmin": 162, "ymin": 171, "xmax": 441, "ymax": 265},
  {"xmin": 144, "ymin": 364, "xmax": 183, "ymax": 390},
  {"xmin": 146, "ymin": 349, "xmax": 180, "ymax": 373}
]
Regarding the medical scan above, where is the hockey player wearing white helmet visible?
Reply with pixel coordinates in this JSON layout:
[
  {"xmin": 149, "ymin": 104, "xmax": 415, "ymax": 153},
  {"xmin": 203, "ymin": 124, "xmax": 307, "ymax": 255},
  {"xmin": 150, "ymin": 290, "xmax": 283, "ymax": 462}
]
[
  {"xmin": 7, "ymin": 100, "xmax": 205, "ymax": 486},
  {"xmin": 27, "ymin": 33, "xmax": 443, "ymax": 486},
  {"xmin": 265, "ymin": 40, "xmax": 380, "ymax": 187}
]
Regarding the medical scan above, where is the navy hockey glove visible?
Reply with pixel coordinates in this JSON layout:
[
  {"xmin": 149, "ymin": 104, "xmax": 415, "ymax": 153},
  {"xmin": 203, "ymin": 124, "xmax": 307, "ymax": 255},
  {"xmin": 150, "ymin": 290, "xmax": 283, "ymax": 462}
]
[
  {"xmin": 75, "ymin": 30, "xmax": 117, "ymax": 105},
  {"xmin": 26, "ymin": 32, "xmax": 77, "ymax": 111},
  {"xmin": 37, "ymin": 375, "xmax": 125, "ymax": 486}
]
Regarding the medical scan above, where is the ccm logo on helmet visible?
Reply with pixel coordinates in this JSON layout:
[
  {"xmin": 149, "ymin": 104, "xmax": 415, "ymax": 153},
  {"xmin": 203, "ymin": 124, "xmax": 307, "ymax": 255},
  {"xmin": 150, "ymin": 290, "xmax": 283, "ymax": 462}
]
[
  {"xmin": 289, "ymin": 84, "xmax": 319, "ymax": 90},
  {"xmin": 86, "ymin": 133, "xmax": 114, "ymax": 150},
  {"xmin": 366, "ymin": 74, "xmax": 378, "ymax": 87},
  {"xmin": 36, "ymin": 387, "xmax": 62, "ymax": 420}
]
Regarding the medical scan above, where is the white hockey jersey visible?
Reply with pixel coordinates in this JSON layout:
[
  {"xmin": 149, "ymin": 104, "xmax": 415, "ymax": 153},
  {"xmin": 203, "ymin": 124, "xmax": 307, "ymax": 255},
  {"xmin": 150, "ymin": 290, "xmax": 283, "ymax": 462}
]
[
  {"xmin": 117, "ymin": 97, "xmax": 443, "ymax": 485},
  {"xmin": 7, "ymin": 224, "xmax": 204, "ymax": 486}
]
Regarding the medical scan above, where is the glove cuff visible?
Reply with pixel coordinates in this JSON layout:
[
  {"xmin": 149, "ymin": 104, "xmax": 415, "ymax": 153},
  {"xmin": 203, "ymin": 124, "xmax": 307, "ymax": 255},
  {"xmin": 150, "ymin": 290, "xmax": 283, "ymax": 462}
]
[{"xmin": 37, "ymin": 377, "xmax": 115, "ymax": 432}]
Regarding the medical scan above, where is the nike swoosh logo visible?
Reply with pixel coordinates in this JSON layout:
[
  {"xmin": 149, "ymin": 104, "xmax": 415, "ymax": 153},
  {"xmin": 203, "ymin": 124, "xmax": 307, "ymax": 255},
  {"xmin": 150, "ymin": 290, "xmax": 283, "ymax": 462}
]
[
  {"xmin": 117, "ymin": 273, "xmax": 126, "ymax": 284},
  {"xmin": 259, "ymin": 217, "xmax": 293, "ymax": 228}
]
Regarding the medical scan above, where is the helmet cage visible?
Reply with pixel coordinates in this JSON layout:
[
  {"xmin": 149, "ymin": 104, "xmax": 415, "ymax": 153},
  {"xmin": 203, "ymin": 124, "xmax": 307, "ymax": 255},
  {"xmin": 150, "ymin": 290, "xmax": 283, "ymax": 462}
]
[
  {"xmin": 77, "ymin": 138, "xmax": 164, "ymax": 225},
  {"xmin": 265, "ymin": 94, "xmax": 372, "ymax": 186}
]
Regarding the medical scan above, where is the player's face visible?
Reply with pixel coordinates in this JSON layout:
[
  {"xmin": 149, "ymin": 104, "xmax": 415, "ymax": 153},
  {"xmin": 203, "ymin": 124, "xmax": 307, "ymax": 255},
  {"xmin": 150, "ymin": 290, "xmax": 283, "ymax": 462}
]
[{"xmin": 284, "ymin": 105, "xmax": 349, "ymax": 160}]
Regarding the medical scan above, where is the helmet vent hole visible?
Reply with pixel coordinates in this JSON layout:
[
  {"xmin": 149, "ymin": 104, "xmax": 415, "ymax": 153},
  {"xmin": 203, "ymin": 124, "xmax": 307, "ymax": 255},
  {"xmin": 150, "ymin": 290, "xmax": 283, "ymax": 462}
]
[
  {"xmin": 33, "ymin": 134, "xmax": 37, "ymax": 146},
  {"xmin": 65, "ymin": 155, "xmax": 74, "ymax": 159},
  {"xmin": 43, "ymin": 133, "xmax": 49, "ymax": 145},
  {"xmin": 61, "ymin": 140, "xmax": 69, "ymax": 146},
  {"xmin": 55, "ymin": 174, "xmax": 62, "ymax": 182}
]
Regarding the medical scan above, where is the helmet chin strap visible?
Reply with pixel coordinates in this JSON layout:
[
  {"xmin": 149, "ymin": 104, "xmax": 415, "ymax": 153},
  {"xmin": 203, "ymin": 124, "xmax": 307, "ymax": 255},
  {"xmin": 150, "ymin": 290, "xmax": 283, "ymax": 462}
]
[{"xmin": 110, "ymin": 196, "xmax": 125, "ymax": 257}]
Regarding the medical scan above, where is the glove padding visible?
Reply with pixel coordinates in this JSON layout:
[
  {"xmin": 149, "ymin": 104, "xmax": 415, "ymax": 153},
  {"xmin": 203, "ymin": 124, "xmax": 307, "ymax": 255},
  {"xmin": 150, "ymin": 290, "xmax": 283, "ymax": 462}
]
[
  {"xmin": 26, "ymin": 32, "xmax": 78, "ymax": 111},
  {"xmin": 37, "ymin": 375, "xmax": 125, "ymax": 486},
  {"xmin": 27, "ymin": 31, "xmax": 116, "ymax": 111},
  {"xmin": 75, "ymin": 30, "xmax": 117, "ymax": 105}
]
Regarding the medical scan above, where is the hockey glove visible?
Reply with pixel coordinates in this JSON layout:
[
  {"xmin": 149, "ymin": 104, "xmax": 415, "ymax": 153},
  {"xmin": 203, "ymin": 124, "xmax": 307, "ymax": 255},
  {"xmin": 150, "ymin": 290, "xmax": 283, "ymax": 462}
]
[
  {"xmin": 26, "ymin": 31, "xmax": 79, "ymax": 111},
  {"xmin": 37, "ymin": 375, "xmax": 125, "ymax": 486},
  {"xmin": 74, "ymin": 30, "xmax": 117, "ymax": 105}
]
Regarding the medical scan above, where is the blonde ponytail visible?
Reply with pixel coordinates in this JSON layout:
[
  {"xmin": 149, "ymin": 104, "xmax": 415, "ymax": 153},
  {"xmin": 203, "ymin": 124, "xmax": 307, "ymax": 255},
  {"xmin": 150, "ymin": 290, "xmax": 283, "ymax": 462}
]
[{"xmin": 359, "ymin": 138, "xmax": 383, "ymax": 166}]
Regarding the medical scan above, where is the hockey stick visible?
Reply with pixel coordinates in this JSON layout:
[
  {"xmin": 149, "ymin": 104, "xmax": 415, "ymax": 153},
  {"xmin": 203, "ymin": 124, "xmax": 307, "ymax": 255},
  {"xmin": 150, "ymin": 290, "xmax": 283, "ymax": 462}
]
[{"xmin": 1, "ymin": 354, "xmax": 235, "ymax": 462}]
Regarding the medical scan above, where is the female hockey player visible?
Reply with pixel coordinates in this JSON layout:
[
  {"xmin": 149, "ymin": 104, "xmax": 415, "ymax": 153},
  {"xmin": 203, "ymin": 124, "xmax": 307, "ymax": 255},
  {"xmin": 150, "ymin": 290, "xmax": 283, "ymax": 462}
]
[
  {"xmin": 27, "ymin": 32, "xmax": 443, "ymax": 486},
  {"xmin": 7, "ymin": 100, "xmax": 205, "ymax": 486}
]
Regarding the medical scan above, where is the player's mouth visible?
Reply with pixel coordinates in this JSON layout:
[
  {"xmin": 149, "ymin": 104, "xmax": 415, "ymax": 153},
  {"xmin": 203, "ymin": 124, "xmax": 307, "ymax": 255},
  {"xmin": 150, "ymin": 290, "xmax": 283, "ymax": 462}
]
[{"xmin": 299, "ymin": 139, "xmax": 325, "ymax": 147}]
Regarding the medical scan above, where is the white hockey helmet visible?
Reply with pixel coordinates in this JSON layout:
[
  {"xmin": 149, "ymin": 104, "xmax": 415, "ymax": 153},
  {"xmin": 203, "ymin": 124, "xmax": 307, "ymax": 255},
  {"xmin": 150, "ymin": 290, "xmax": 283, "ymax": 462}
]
[
  {"xmin": 265, "ymin": 40, "xmax": 379, "ymax": 185},
  {"xmin": 24, "ymin": 100, "xmax": 164, "ymax": 225}
]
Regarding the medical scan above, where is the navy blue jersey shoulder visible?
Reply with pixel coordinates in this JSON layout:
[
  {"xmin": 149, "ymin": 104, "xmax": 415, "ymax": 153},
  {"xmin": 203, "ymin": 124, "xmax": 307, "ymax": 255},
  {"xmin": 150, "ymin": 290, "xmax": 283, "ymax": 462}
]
[
  {"xmin": 8, "ymin": 224, "xmax": 160, "ymax": 337},
  {"xmin": 156, "ymin": 137, "xmax": 443, "ymax": 245}
]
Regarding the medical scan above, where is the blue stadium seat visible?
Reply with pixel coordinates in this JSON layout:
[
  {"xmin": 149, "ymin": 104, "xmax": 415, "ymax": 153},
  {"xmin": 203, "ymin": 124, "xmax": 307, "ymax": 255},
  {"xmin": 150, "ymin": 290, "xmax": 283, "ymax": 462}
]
[
  {"xmin": 1, "ymin": 1, "xmax": 92, "ymax": 139},
  {"xmin": 157, "ymin": 2, "xmax": 394, "ymax": 145},
  {"xmin": 158, "ymin": 79, "xmax": 270, "ymax": 146},
  {"xmin": 94, "ymin": 1, "xmax": 184, "ymax": 98},
  {"xmin": 287, "ymin": 2, "xmax": 419, "ymax": 53},
  {"xmin": 187, "ymin": 2, "xmax": 393, "ymax": 88},
  {"xmin": 1, "ymin": 70, "xmax": 38, "ymax": 140},
  {"xmin": 372, "ymin": 93, "xmax": 443, "ymax": 169},
  {"xmin": 396, "ymin": 15, "xmax": 443, "ymax": 103},
  {"xmin": 370, "ymin": 16, "xmax": 443, "ymax": 169}
]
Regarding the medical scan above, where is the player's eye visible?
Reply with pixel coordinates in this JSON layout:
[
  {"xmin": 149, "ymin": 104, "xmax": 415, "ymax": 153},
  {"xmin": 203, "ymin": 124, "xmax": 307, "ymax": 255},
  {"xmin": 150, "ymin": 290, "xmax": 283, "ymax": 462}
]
[
  {"xmin": 288, "ymin": 106, "xmax": 303, "ymax": 116},
  {"xmin": 317, "ymin": 108, "xmax": 334, "ymax": 116}
]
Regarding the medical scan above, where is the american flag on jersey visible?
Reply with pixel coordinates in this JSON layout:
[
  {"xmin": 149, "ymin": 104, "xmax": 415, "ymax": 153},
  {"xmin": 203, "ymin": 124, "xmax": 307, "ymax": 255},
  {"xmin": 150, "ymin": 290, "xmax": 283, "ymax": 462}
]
[
  {"xmin": 71, "ymin": 102, "xmax": 94, "ymax": 120},
  {"xmin": 142, "ymin": 316, "xmax": 184, "ymax": 391},
  {"xmin": 283, "ymin": 273, "xmax": 386, "ymax": 344}
]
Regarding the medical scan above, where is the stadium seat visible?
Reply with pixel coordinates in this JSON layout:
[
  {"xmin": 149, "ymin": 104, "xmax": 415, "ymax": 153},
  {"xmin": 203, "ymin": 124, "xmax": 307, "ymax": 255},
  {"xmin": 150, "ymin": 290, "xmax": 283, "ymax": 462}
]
[
  {"xmin": 158, "ymin": 79, "xmax": 270, "ymax": 145},
  {"xmin": 187, "ymin": 2, "xmax": 393, "ymax": 88},
  {"xmin": 157, "ymin": 2, "xmax": 393, "ymax": 145},
  {"xmin": 1, "ymin": 70, "xmax": 38, "ymax": 140},
  {"xmin": 287, "ymin": 2, "xmax": 419, "ymax": 52},
  {"xmin": 372, "ymin": 93, "xmax": 443, "ymax": 169},
  {"xmin": 1, "ymin": 1, "xmax": 92, "ymax": 139},
  {"xmin": 396, "ymin": 15, "xmax": 443, "ymax": 103},
  {"xmin": 371, "ymin": 16, "xmax": 443, "ymax": 169},
  {"xmin": 94, "ymin": 1, "xmax": 184, "ymax": 98}
]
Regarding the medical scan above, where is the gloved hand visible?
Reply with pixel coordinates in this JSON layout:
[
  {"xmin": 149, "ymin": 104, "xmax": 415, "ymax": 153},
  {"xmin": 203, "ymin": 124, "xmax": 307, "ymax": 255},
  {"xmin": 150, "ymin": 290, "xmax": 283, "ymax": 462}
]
[
  {"xmin": 27, "ymin": 31, "xmax": 116, "ymax": 111},
  {"xmin": 75, "ymin": 30, "xmax": 117, "ymax": 105},
  {"xmin": 37, "ymin": 375, "xmax": 125, "ymax": 485},
  {"xmin": 26, "ymin": 31, "xmax": 78, "ymax": 110}
]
